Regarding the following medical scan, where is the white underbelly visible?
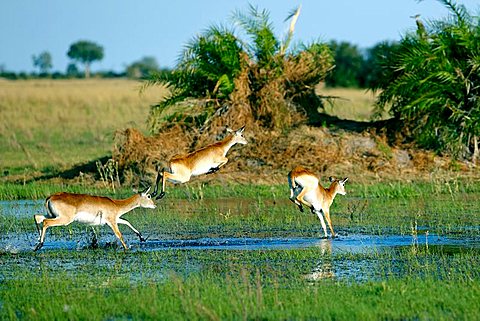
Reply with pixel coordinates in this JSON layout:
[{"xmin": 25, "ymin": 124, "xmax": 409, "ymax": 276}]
[
  {"xmin": 191, "ymin": 161, "xmax": 219, "ymax": 176},
  {"xmin": 304, "ymin": 191, "xmax": 322, "ymax": 210},
  {"xmin": 74, "ymin": 211, "xmax": 108, "ymax": 226}
]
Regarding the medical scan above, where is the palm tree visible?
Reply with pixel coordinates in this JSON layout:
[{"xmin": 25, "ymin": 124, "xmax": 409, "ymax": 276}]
[{"xmin": 144, "ymin": 5, "xmax": 333, "ymax": 133}]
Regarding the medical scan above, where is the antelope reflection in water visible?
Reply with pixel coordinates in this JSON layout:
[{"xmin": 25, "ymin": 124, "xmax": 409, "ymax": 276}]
[{"xmin": 305, "ymin": 239, "xmax": 335, "ymax": 280}]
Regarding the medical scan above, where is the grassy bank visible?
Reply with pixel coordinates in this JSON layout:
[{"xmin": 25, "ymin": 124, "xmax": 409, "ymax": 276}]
[{"xmin": 1, "ymin": 169, "xmax": 479, "ymax": 200}]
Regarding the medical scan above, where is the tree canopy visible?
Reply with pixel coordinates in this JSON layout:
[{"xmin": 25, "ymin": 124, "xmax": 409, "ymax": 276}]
[
  {"xmin": 67, "ymin": 40, "xmax": 104, "ymax": 78},
  {"xmin": 126, "ymin": 56, "xmax": 160, "ymax": 79},
  {"xmin": 32, "ymin": 51, "xmax": 53, "ymax": 74},
  {"xmin": 325, "ymin": 41, "xmax": 364, "ymax": 88}
]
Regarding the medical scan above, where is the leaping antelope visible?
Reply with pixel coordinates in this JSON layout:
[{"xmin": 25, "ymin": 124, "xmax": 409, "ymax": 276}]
[
  {"xmin": 151, "ymin": 126, "xmax": 247, "ymax": 199},
  {"xmin": 33, "ymin": 187, "xmax": 156, "ymax": 251},
  {"xmin": 288, "ymin": 166, "xmax": 348, "ymax": 238}
]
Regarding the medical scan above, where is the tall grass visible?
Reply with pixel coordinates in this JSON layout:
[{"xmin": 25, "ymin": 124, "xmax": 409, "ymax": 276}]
[
  {"xmin": 1, "ymin": 175, "xmax": 479, "ymax": 200},
  {"xmin": 318, "ymin": 86, "xmax": 387, "ymax": 121},
  {"xmin": 0, "ymin": 79, "xmax": 167, "ymax": 176}
]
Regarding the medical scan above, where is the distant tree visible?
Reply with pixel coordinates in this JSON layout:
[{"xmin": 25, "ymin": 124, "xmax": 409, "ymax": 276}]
[
  {"xmin": 32, "ymin": 51, "xmax": 53, "ymax": 74},
  {"xmin": 325, "ymin": 41, "xmax": 364, "ymax": 87},
  {"xmin": 67, "ymin": 40, "xmax": 104, "ymax": 78},
  {"xmin": 126, "ymin": 56, "xmax": 159, "ymax": 78},
  {"xmin": 66, "ymin": 63, "xmax": 80, "ymax": 78},
  {"xmin": 359, "ymin": 41, "xmax": 399, "ymax": 88}
]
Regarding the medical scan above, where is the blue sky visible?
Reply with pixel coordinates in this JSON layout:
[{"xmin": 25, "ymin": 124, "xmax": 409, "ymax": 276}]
[{"xmin": 1, "ymin": 0, "xmax": 478, "ymax": 73}]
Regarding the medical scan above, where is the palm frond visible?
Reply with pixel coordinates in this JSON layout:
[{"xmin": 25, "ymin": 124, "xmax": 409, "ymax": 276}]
[{"xmin": 281, "ymin": 5, "xmax": 302, "ymax": 55}]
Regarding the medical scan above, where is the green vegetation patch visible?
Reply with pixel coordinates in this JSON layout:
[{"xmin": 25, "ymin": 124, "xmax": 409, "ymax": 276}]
[{"xmin": 1, "ymin": 247, "xmax": 479, "ymax": 320}]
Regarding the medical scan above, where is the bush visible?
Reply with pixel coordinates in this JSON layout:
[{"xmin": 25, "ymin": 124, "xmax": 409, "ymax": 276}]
[
  {"xmin": 144, "ymin": 5, "xmax": 333, "ymax": 134},
  {"xmin": 371, "ymin": 0, "xmax": 480, "ymax": 159}
]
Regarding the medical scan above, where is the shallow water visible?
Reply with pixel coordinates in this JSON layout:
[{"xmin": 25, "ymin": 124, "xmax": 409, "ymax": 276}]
[
  {"xmin": 136, "ymin": 234, "xmax": 480, "ymax": 252},
  {"xmin": 2, "ymin": 232, "xmax": 478, "ymax": 254},
  {"xmin": 0, "ymin": 200, "xmax": 44, "ymax": 218},
  {"xmin": 2, "ymin": 198, "xmax": 479, "ymax": 284},
  {"xmin": 1, "ymin": 233, "xmax": 479, "ymax": 284}
]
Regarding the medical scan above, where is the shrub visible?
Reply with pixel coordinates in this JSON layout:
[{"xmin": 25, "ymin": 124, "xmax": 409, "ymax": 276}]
[
  {"xmin": 144, "ymin": 5, "xmax": 333, "ymax": 134},
  {"xmin": 371, "ymin": 0, "xmax": 480, "ymax": 159}
]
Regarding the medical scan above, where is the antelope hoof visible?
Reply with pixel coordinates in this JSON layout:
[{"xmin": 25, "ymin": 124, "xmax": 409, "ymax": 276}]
[
  {"xmin": 156, "ymin": 192, "xmax": 166, "ymax": 200},
  {"xmin": 297, "ymin": 205, "xmax": 304, "ymax": 213},
  {"xmin": 139, "ymin": 235, "xmax": 147, "ymax": 242},
  {"xmin": 34, "ymin": 242, "xmax": 44, "ymax": 252},
  {"xmin": 90, "ymin": 238, "xmax": 99, "ymax": 249}
]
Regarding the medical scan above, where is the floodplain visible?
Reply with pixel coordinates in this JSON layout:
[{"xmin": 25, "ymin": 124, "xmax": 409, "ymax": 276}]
[{"xmin": 1, "ymin": 183, "xmax": 479, "ymax": 320}]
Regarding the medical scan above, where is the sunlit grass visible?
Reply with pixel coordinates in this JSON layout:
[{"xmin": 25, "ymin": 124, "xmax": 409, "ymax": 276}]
[
  {"xmin": 317, "ymin": 85, "xmax": 389, "ymax": 121},
  {"xmin": 0, "ymin": 78, "xmax": 167, "ymax": 176}
]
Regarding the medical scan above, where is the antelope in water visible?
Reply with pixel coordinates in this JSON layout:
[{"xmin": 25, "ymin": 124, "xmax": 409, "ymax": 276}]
[
  {"xmin": 33, "ymin": 187, "xmax": 156, "ymax": 251},
  {"xmin": 151, "ymin": 126, "xmax": 247, "ymax": 199},
  {"xmin": 288, "ymin": 166, "xmax": 348, "ymax": 238}
]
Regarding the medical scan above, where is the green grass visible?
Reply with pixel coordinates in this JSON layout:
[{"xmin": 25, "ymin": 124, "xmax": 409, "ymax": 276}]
[
  {"xmin": 1, "ymin": 248, "xmax": 479, "ymax": 320},
  {"xmin": 0, "ymin": 181, "xmax": 285, "ymax": 200},
  {"xmin": 2, "ymin": 173, "xmax": 480, "ymax": 200}
]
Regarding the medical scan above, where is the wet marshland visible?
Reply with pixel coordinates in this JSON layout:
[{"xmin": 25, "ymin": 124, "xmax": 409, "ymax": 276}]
[{"xmin": 1, "ymin": 194, "xmax": 479, "ymax": 284}]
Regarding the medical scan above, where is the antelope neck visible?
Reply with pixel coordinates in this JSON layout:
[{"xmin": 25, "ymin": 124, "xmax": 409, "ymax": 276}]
[
  {"xmin": 113, "ymin": 195, "xmax": 140, "ymax": 214},
  {"xmin": 220, "ymin": 136, "xmax": 236, "ymax": 156}
]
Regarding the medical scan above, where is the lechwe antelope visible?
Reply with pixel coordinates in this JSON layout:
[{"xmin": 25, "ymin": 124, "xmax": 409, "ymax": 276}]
[
  {"xmin": 288, "ymin": 166, "xmax": 348, "ymax": 238},
  {"xmin": 33, "ymin": 187, "xmax": 156, "ymax": 251},
  {"xmin": 151, "ymin": 126, "xmax": 247, "ymax": 199}
]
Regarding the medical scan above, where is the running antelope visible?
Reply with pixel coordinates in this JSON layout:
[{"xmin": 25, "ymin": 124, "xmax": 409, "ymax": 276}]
[
  {"xmin": 151, "ymin": 126, "xmax": 247, "ymax": 199},
  {"xmin": 288, "ymin": 166, "xmax": 348, "ymax": 238},
  {"xmin": 33, "ymin": 187, "xmax": 156, "ymax": 251}
]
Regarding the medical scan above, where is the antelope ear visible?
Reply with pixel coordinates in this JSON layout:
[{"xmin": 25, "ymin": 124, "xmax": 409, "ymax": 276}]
[
  {"xmin": 329, "ymin": 176, "xmax": 335, "ymax": 182},
  {"xmin": 226, "ymin": 127, "xmax": 234, "ymax": 133},
  {"xmin": 237, "ymin": 125, "xmax": 245, "ymax": 133}
]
